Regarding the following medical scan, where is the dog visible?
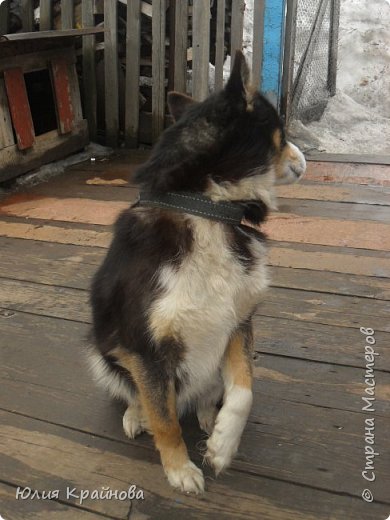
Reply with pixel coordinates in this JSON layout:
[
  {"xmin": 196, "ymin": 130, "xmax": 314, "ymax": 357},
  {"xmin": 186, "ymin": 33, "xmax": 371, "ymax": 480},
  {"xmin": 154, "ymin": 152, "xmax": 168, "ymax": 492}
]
[{"xmin": 88, "ymin": 51, "xmax": 306, "ymax": 494}]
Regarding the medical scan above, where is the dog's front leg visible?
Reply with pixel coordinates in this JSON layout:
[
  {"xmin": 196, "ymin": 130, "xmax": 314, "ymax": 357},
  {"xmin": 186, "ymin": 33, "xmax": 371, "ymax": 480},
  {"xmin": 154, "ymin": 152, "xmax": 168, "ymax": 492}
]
[
  {"xmin": 206, "ymin": 321, "xmax": 253, "ymax": 475},
  {"xmin": 112, "ymin": 348, "xmax": 205, "ymax": 494}
]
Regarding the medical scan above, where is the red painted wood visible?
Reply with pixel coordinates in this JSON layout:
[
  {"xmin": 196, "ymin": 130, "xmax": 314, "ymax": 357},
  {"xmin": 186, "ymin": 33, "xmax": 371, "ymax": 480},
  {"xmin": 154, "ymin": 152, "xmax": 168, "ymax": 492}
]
[
  {"xmin": 51, "ymin": 57, "xmax": 74, "ymax": 134},
  {"xmin": 4, "ymin": 68, "xmax": 35, "ymax": 150}
]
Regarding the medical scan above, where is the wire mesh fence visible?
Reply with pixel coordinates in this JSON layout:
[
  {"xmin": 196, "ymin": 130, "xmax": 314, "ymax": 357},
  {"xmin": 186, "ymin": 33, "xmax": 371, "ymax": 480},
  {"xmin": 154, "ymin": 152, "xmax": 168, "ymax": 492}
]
[{"xmin": 283, "ymin": 0, "xmax": 340, "ymax": 124}]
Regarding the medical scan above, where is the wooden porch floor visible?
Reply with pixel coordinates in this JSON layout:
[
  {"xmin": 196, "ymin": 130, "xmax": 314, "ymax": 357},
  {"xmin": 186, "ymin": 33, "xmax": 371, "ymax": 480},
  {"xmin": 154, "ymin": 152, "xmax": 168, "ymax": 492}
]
[{"xmin": 0, "ymin": 154, "xmax": 389, "ymax": 519}]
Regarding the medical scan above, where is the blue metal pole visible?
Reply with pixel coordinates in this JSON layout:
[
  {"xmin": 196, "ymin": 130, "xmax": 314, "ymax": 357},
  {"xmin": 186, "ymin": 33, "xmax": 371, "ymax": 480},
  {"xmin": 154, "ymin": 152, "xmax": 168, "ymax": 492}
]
[{"xmin": 260, "ymin": 0, "xmax": 287, "ymax": 108}]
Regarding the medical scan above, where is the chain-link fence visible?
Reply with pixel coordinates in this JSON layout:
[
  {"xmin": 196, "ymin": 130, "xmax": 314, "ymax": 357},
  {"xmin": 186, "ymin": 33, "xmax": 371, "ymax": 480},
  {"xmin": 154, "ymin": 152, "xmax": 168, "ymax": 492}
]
[{"xmin": 282, "ymin": 0, "xmax": 340, "ymax": 124}]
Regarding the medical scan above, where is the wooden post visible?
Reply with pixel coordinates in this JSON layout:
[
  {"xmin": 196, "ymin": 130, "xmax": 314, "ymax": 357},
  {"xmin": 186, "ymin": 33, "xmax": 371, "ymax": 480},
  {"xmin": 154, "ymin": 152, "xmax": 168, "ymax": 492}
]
[
  {"xmin": 4, "ymin": 68, "xmax": 35, "ymax": 150},
  {"xmin": 260, "ymin": 0, "xmax": 287, "ymax": 108},
  {"xmin": 104, "ymin": 0, "xmax": 119, "ymax": 147},
  {"xmin": 214, "ymin": 0, "xmax": 225, "ymax": 91},
  {"xmin": 152, "ymin": 0, "xmax": 166, "ymax": 142},
  {"xmin": 230, "ymin": 0, "xmax": 245, "ymax": 66},
  {"xmin": 125, "ymin": 0, "xmax": 141, "ymax": 148},
  {"xmin": 192, "ymin": 0, "xmax": 210, "ymax": 101},
  {"xmin": 328, "ymin": 0, "xmax": 340, "ymax": 97},
  {"xmin": 62, "ymin": 0, "xmax": 74, "ymax": 30},
  {"xmin": 82, "ymin": 0, "xmax": 97, "ymax": 141},
  {"xmin": 252, "ymin": 0, "xmax": 265, "ymax": 90},
  {"xmin": 51, "ymin": 57, "xmax": 75, "ymax": 134},
  {"xmin": 0, "ymin": 0, "xmax": 10, "ymax": 35},
  {"xmin": 21, "ymin": 0, "xmax": 34, "ymax": 32},
  {"xmin": 0, "ymin": 78, "xmax": 14, "ymax": 149},
  {"xmin": 173, "ymin": 0, "xmax": 188, "ymax": 93},
  {"xmin": 281, "ymin": 0, "xmax": 297, "ymax": 121},
  {"xmin": 40, "ymin": 0, "xmax": 52, "ymax": 31}
]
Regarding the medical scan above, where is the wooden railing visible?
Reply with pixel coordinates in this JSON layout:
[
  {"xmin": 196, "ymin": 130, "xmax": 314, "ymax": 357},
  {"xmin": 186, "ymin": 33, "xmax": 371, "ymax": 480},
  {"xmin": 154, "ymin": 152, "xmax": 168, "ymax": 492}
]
[{"xmin": 0, "ymin": 1, "xmax": 275, "ymax": 148}]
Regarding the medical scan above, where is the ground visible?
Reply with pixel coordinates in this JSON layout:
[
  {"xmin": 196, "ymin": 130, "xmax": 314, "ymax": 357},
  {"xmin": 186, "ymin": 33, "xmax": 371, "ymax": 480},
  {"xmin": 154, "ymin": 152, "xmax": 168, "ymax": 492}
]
[{"xmin": 0, "ymin": 153, "xmax": 389, "ymax": 519}]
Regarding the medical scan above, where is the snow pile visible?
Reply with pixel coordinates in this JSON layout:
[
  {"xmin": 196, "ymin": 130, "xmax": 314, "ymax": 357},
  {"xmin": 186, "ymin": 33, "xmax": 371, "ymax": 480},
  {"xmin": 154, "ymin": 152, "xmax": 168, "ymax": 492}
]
[{"xmin": 300, "ymin": 0, "xmax": 390, "ymax": 154}]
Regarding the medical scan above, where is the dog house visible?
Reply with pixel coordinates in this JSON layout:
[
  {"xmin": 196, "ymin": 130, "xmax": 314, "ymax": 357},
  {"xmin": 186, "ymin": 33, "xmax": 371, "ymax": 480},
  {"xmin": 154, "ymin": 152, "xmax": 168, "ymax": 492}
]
[{"xmin": 0, "ymin": 30, "xmax": 100, "ymax": 182}]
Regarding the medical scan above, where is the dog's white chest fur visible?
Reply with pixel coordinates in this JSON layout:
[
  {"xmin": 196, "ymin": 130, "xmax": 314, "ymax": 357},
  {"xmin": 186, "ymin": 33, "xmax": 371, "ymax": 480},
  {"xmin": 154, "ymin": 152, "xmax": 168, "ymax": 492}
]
[{"xmin": 149, "ymin": 217, "xmax": 269, "ymax": 406}]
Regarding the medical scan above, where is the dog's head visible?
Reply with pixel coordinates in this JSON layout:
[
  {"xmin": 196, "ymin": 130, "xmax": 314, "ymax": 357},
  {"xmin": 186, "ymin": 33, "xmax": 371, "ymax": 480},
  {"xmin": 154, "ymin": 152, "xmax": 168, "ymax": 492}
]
[{"xmin": 135, "ymin": 51, "xmax": 306, "ymax": 206}]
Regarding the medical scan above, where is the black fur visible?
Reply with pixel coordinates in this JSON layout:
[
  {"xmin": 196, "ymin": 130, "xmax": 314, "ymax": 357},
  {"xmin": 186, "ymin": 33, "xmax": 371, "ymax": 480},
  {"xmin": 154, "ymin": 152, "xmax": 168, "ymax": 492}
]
[
  {"xmin": 135, "ymin": 55, "xmax": 286, "ymax": 194},
  {"xmin": 90, "ymin": 50, "xmax": 285, "ymax": 405}
]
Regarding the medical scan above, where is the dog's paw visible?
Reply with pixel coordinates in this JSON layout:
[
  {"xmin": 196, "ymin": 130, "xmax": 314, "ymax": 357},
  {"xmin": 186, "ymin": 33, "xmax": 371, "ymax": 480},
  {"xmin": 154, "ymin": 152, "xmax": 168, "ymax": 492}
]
[
  {"xmin": 197, "ymin": 405, "xmax": 218, "ymax": 435},
  {"xmin": 123, "ymin": 405, "xmax": 148, "ymax": 439},
  {"xmin": 205, "ymin": 427, "xmax": 239, "ymax": 475},
  {"xmin": 166, "ymin": 461, "xmax": 205, "ymax": 494}
]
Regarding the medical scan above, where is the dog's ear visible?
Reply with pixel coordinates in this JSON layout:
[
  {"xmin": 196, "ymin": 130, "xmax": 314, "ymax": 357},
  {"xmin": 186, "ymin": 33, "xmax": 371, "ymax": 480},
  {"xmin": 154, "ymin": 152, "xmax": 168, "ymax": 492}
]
[
  {"xmin": 168, "ymin": 92, "xmax": 196, "ymax": 121},
  {"xmin": 225, "ymin": 50, "xmax": 250, "ymax": 101}
]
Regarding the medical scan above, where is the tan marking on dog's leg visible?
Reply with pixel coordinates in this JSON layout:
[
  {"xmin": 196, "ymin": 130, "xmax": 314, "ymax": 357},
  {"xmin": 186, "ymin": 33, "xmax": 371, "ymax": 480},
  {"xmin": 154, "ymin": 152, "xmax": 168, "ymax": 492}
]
[
  {"xmin": 111, "ymin": 347, "xmax": 204, "ymax": 493},
  {"xmin": 272, "ymin": 128, "xmax": 282, "ymax": 151},
  {"xmin": 206, "ymin": 323, "xmax": 253, "ymax": 475}
]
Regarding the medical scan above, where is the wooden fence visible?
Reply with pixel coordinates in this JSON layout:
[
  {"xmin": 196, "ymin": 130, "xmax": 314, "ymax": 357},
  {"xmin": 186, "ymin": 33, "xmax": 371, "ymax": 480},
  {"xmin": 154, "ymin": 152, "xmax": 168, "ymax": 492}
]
[{"xmin": 0, "ymin": 1, "xmax": 289, "ymax": 148}]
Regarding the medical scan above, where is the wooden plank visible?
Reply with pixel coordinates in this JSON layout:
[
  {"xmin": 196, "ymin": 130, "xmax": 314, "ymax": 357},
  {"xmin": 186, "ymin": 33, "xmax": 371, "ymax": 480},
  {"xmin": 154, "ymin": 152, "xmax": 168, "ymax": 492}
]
[
  {"xmin": 0, "ymin": 248, "xmax": 389, "ymax": 368},
  {"xmin": 51, "ymin": 57, "xmax": 75, "ymax": 134},
  {"xmin": 0, "ymin": 120, "xmax": 88, "ymax": 182},
  {"xmin": 2, "ymin": 412, "xmax": 386, "ymax": 519},
  {"xmin": 269, "ymin": 243, "xmax": 390, "ymax": 277},
  {"xmin": 261, "ymin": 0, "xmax": 287, "ymax": 106},
  {"xmin": 0, "ymin": 195, "xmax": 128, "ymax": 225},
  {"xmin": 0, "ymin": 217, "xmax": 389, "ymax": 278},
  {"xmin": 152, "ymin": 0, "xmax": 166, "ymax": 142},
  {"xmin": 277, "ymin": 198, "xmax": 390, "ymax": 223},
  {"xmin": 39, "ymin": 0, "xmax": 52, "ymax": 31},
  {"xmin": 104, "ymin": 0, "xmax": 119, "ymax": 147},
  {"xmin": 327, "ymin": 0, "xmax": 340, "ymax": 96},
  {"xmin": 192, "ymin": 0, "xmax": 210, "ymax": 101},
  {"xmin": 0, "ymin": 47, "xmax": 74, "ymax": 75},
  {"xmin": 252, "ymin": 0, "xmax": 265, "ymax": 90},
  {"xmin": 2, "ymin": 191, "xmax": 389, "ymax": 251},
  {"xmin": 0, "ymin": 220, "xmax": 111, "ymax": 248},
  {"xmin": 263, "ymin": 214, "xmax": 390, "ymax": 252},
  {"xmin": 1, "ymin": 276, "xmax": 389, "ymax": 332},
  {"xmin": 254, "ymin": 315, "xmax": 390, "ymax": 369},
  {"xmin": 17, "ymin": 176, "xmax": 139, "ymax": 201},
  {"xmin": 270, "ymin": 266, "xmax": 390, "ymax": 301},
  {"xmin": 61, "ymin": 0, "xmax": 74, "ymax": 29},
  {"xmin": 168, "ymin": 0, "xmax": 176, "ymax": 92},
  {"xmin": 257, "ymin": 286, "xmax": 390, "ymax": 332},
  {"xmin": 306, "ymin": 152, "xmax": 390, "ymax": 165},
  {"xmin": 3, "ymin": 27, "xmax": 104, "ymax": 41},
  {"xmin": 281, "ymin": 0, "xmax": 297, "ymax": 119},
  {"xmin": 230, "ymin": 0, "xmax": 245, "ymax": 62},
  {"xmin": 0, "ymin": 77, "xmax": 14, "ymax": 148},
  {"xmin": 173, "ymin": 0, "xmax": 188, "ymax": 93},
  {"xmin": 67, "ymin": 58, "xmax": 83, "ymax": 122},
  {"xmin": 20, "ymin": 0, "xmax": 34, "ymax": 32},
  {"xmin": 0, "ymin": 237, "xmax": 102, "ymax": 289},
  {"xmin": 0, "ymin": 312, "xmax": 389, "ymax": 505},
  {"xmin": 214, "ymin": 0, "xmax": 225, "ymax": 90},
  {"xmin": 276, "ymin": 182, "xmax": 390, "ymax": 206},
  {"xmin": 125, "ymin": 0, "xmax": 141, "ymax": 147},
  {"xmin": 82, "ymin": 0, "xmax": 97, "ymax": 140},
  {"xmin": 0, "ymin": 0, "xmax": 9, "ymax": 34},
  {"xmin": 1, "ymin": 236, "xmax": 389, "ymax": 301},
  {"xmin": 0, "ymin": 482, "xmax": 108, "ymax": 520},
  {"xmin": 3, "ymin": 68, "xmax": 35, "ymax": 151},
  {"xmin": 304, "ymin": 161, "xmax": 390, "ymax": 186}
]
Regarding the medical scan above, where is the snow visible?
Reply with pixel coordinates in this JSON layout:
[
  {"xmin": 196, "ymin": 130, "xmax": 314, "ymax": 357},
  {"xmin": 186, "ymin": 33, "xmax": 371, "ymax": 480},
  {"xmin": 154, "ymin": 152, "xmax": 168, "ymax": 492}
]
[{"xmin": 297, "ymin": 0, "xmax": 390, "ymax": 154}]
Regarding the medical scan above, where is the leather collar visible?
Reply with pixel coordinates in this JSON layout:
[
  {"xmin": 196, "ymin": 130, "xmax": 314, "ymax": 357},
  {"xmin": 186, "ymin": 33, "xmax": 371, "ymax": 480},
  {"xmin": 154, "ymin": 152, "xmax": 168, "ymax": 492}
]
[{"xmin": 136, "ymin": 191, "xmax": 246, "ymax": 225}]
